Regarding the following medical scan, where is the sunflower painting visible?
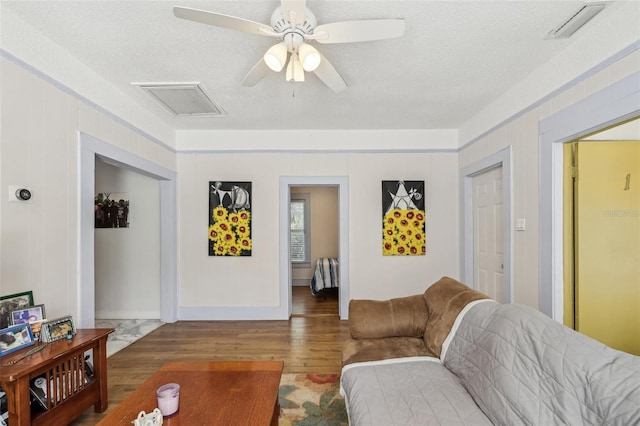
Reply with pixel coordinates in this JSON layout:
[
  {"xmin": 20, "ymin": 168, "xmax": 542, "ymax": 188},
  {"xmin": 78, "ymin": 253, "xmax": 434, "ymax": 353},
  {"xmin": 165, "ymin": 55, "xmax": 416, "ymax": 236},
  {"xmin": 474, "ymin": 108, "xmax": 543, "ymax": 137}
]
[
  {"xmin": 382, "ymin": 180, "xmax": 426, "ymax": 256},
  {"xmin": 208, "ymin": 181, "xmax": 252, "ymax": 256}
]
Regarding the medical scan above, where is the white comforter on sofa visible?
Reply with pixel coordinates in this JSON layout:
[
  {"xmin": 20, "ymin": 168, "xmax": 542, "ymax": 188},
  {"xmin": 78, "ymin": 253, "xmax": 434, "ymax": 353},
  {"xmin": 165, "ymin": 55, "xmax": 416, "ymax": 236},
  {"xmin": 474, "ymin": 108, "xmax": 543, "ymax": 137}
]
[{"xmin": 341, "ymin": 300, "xmax": 640, "ymax": 425}]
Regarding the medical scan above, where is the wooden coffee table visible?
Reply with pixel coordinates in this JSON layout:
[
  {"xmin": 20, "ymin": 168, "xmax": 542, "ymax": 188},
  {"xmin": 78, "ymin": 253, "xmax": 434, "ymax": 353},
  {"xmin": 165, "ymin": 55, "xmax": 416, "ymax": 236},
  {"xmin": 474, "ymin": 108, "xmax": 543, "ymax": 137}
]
[{"xmin": 96, "ymin": 361, "xmax": 284, "ymax": 425}]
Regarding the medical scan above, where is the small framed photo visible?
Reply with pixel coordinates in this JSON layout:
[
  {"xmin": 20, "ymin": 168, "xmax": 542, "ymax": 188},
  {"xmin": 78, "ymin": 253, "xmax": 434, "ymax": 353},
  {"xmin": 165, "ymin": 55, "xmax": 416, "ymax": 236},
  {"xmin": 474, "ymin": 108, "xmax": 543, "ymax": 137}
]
[
  {"xmin": 10, "ymin": 304, "xmax": 46, "ymax": 326},
  {"xmin": 28, "ymin": 320, "xmax": 46, "ymax": 342},
  {"xmin": 0, "ymin": 291, "xmax": 34, "ymax": 329},
  {"xmin": 41, "ymin": 316, "xmax": 76, "ymax": 342},
  {"xmin": 0, "ymin": 323, "xmax": 35, "ymax": 357}
]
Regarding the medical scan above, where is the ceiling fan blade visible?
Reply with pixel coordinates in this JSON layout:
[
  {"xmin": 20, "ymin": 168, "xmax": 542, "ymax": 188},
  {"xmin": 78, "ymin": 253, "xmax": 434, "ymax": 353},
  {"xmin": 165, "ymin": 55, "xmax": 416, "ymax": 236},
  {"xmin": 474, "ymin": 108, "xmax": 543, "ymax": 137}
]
[
  {"xmin": 173, "ymin": 6, "xmax": 278, "ymax": 37},
  {"xmin": 313, "ymin": 19, "xmax": 405, "ymax": 44},
  {"xmin": 241, "ymin": 60, "xmax": 272, "ymax": 87},
  {"xmin": 280, "ymin": 0, "xmax": 306, "ymax": 29},
  {"xmin": 313, "ymin": 53, "xmax": 347, "ymax": 93}
]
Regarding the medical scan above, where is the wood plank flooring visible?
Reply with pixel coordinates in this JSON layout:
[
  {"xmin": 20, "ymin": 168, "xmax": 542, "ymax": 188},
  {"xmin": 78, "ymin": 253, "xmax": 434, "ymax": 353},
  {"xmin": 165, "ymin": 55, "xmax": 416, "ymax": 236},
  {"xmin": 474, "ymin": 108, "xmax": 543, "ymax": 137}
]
[{"xmin": 71, "ymin": 286, "xmax": 345, "ymax": 425}]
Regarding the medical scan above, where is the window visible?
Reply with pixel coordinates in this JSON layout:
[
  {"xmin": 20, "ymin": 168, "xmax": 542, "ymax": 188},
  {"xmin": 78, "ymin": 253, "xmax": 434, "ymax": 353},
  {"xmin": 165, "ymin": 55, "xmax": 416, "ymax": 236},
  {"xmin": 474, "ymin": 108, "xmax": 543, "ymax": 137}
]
[{"xmin": 290, "ymin": 194, "xmax": 310, "ymax": 268}]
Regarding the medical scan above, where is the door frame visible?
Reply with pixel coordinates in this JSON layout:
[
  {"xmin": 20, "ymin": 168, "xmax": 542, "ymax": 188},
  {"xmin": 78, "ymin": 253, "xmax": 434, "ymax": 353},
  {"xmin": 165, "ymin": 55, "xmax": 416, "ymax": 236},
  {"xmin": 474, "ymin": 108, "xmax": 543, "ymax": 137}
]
[
  {"xmin": 78, "ymin": 132, "xmax": 178, "ymax": 328},
  {"xmin": 539, "ymin": 71, "xmax": 640, "ymax": 320},
  {"xmin": 279, "ymin": 176, "xmax": 350, "ymax": 319},
  {"xmin": 460, "ymin": 146, "xmax": 513, "ymax": 302}
]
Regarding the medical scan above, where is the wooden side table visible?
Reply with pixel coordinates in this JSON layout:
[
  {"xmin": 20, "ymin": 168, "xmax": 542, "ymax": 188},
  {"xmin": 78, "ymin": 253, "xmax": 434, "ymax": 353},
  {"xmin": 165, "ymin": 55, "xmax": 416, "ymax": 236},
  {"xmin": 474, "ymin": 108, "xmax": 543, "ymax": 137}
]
[{"xmin": 0, "ymin": 328, "xmax": 114, "ymax": 426}]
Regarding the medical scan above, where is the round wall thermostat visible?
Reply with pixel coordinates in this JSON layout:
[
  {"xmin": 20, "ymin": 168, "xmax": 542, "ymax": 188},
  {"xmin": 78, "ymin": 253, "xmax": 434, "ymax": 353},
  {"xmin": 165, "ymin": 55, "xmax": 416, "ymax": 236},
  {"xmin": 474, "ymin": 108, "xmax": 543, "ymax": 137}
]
[{"xmin": 16, "ymin": 188, "xmax": 32, "ymax": 201}]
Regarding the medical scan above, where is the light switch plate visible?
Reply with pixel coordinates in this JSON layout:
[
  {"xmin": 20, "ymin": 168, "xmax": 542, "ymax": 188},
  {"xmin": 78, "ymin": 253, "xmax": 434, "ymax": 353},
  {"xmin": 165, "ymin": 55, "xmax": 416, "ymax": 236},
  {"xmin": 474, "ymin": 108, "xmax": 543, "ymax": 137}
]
[{"xmin": 515, "ymin": 218, "xmax": 526, "ymax": 231}]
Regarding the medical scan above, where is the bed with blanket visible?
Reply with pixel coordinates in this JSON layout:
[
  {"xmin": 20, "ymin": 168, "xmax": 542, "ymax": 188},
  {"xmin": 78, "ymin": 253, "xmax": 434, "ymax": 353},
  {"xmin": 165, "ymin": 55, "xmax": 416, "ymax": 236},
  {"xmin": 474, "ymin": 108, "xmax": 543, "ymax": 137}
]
[{"xmin": 310, "ymin": 258, "xmax": 339, "ymax": 295}]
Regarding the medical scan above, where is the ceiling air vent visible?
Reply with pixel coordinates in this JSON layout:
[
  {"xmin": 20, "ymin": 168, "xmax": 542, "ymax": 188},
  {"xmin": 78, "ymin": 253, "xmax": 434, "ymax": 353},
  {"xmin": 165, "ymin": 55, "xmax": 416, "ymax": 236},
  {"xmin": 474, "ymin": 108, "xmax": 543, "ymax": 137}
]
[
  {"xmin": 545, "ymin": 3, "xmax": 606, "ymax": 39},
  {"xmin": 133, "ymin": 82, "xmax": 226, "ymax": 117}
]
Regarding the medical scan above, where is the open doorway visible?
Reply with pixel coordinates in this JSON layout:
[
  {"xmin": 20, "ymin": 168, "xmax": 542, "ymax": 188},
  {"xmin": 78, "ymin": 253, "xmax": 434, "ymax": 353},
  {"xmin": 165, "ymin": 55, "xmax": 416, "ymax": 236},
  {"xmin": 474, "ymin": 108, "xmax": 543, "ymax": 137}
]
[
  {"xmin": 290, "ymin": 186, "xmax": 339, "ymax": 317},
  {"xmin": 279, "ymin": 176, "xmax": 350, "ymax": 320},
  {"xmin": 562, "ymin": 121, "xmax": 640, "ymax": 355},
  {"xmin": 79, "ymin": 133, "xmax": 178, "ymax": 330},
  {"xmin": 94, "ymin": 157, "xmax": 164, "ymax": 355},
  {"xmin": 539, "ymin": 72, "xmax": 640, "ymax": 322}
]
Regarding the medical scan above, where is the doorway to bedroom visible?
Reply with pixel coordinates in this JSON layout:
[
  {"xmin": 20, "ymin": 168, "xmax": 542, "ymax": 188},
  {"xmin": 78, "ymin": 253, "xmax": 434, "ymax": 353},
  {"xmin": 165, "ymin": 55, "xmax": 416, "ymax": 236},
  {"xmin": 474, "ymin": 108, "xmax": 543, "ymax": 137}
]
[
  {"xmin": 290, "ymin": 186, "xmax": 339, "ymax": 317},
  {"xmin": 279, "ymin": 176, "xmax": 350, "ymax": 320}
]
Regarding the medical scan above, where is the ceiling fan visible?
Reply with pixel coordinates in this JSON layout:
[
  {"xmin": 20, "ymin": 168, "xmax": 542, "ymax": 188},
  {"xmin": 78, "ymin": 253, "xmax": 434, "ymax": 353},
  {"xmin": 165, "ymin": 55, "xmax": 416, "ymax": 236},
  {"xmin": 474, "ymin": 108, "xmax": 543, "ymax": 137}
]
[{"xmin": 173, "ymin": 1, "xmax": 405, "ymax": 93}]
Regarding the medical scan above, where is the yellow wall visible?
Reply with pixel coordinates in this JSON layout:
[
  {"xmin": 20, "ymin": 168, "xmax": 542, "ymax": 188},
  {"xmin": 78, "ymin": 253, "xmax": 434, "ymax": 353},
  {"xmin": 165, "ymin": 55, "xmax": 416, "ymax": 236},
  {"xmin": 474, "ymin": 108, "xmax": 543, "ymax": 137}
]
[{"xmin": 574, "ymin": 141, "xmax": 640, "ymax": 355}]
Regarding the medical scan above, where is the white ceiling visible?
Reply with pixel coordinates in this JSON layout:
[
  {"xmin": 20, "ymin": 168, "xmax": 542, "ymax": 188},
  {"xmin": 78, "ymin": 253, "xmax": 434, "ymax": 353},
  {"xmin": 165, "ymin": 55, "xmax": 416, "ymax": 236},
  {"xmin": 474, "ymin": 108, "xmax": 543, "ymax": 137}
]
[{"xmin": 0, "ymin": 1, "xmax": 631, "ymax": 131}]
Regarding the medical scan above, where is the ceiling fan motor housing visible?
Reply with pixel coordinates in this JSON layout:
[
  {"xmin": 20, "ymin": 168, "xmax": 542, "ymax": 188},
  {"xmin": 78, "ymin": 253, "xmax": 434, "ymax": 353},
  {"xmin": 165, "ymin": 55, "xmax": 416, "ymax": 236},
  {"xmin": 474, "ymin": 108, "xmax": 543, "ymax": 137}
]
[{"xmin": 270, "ymin": 6, "xmax": 317, "ymax": 38}]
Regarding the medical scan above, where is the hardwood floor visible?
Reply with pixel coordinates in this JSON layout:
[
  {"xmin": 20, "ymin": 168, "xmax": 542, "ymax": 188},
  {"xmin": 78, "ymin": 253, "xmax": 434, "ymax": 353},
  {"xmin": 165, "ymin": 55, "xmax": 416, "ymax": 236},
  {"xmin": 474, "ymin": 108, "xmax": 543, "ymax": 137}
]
[{"xmin": 71, "ymin": 286, "xmax": 346, "ymax": 425}]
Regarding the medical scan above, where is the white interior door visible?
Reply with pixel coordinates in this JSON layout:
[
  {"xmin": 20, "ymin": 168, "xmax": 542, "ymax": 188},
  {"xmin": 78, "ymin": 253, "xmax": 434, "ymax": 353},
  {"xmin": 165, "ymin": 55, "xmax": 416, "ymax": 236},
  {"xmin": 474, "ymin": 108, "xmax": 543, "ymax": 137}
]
[{"xmin": 473, "ymin": 166, "xmax": 505, "ymax": 302}]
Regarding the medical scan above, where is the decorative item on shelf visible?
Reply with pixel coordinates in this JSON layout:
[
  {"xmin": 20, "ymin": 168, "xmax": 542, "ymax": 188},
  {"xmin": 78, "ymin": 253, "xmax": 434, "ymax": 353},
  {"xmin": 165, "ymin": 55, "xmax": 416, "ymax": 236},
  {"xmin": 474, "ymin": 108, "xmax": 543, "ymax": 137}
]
[
  {"xmin": 29, "ymin": 320, "xmax": 46, "ymax": 342},
  {"xmin": 9, "ymin": 304, "xmax": 46, "ymax": 326},
  {"xmin": 132, "ymin": 408, "xmax": 163, "ymax": 426},
  {"xmin": 0, "ymin": 291, "xmax": 34, "ymax": 329},
  {"xmin": 0, "ymin": 323, "xmax": 36, "ymax": 357},
  {"xmin": 40, "ymin": 315, "xmax": 76, "ymax": 343}
]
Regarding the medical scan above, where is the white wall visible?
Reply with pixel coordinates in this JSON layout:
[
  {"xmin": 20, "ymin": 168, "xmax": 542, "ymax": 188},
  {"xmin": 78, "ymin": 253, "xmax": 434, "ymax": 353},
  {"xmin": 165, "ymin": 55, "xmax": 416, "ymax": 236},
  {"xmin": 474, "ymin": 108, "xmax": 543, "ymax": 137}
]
[
  {"xmin": 94, "ymin": 159, "xmax": 160, "ymax": 319},
  {"xmin": 1, "ymin": 0, "xmax": 638, "ymax": 322},
  {"xmin": 459, "ymin": 47, "xmax": 640, "ymax": 310},
  {"xmin": 0, "ymin": 57, "xmax": 175, "ymax": 321},
  {"xmin": 178, "ymin": 150, "xmax": 459, "ymax": 315}
]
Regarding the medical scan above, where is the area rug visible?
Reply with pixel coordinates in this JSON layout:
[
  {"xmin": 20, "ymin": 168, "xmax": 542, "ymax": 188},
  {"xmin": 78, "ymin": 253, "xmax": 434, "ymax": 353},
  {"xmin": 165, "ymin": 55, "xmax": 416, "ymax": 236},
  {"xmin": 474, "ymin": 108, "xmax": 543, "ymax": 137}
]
[
  {"xmin": 279, "ymin": 373, "xmax": 348, "ymax": 426},
  {"xmin": 96, "ymin": 319, "xmax": 164, "ymax": 357}
]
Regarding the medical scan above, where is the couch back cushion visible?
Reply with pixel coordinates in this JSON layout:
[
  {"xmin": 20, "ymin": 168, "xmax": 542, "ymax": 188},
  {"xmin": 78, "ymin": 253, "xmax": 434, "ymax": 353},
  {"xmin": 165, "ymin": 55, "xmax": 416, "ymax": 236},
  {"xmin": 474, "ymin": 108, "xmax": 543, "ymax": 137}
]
[
  {"xmin": 349, "ymin": 294, "xmax": 428, "ymax": 339},
  {"xmin": 443, "ymin": 302, "xmax": 640, "ymax": 425},
  {"xmin": 423, "ymin": 276, "xmax": 489, "ymax": 357}
]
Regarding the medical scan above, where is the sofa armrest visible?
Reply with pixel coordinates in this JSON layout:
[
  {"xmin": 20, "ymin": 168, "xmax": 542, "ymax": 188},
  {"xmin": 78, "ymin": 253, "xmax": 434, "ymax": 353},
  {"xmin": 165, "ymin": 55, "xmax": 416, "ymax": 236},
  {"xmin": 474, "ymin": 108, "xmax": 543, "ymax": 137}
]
[
  {"xmin": 349, "ymin": 294, "xmax": 428, "ymax": 339},
  {"xmin": 422, "ymin": 276, "xmax": 490, "ymax": 357}
]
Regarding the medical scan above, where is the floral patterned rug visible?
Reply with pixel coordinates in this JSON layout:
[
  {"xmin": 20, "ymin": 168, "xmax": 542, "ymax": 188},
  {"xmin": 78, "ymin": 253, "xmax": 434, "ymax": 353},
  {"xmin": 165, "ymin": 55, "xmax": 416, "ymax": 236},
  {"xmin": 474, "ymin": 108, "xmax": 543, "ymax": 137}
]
[{"xmin": 279, "ymin": 373, "xmax": 348, "ymax": 426}]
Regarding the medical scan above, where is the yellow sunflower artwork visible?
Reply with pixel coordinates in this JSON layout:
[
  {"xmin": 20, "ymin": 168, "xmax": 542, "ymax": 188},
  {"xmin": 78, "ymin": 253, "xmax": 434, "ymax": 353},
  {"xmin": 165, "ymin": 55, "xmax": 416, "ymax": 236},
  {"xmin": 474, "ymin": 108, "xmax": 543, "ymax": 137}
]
[
  {"xmin": 382, "ymin": 180, "xmax": 426, "ymax": 256},
  {"xmin": 208, "ymin": 181, "xmax": 252, "ymax": 256}
]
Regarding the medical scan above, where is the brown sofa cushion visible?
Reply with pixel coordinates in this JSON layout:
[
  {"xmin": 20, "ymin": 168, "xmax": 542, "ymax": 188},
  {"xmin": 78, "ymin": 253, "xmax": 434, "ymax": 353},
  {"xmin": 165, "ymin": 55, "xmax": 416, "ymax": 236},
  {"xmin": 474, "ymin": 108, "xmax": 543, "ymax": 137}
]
[
  {"xmin": 349, "ymin": 294, "xmax": 428, "ymax": 339},
  {"xmin": 423, "ymin": 276, "xmax": 490, "ymax": 357},
  {"xmin": 342, "ymin": 336, "xmax": 435, "ymax": 366}
]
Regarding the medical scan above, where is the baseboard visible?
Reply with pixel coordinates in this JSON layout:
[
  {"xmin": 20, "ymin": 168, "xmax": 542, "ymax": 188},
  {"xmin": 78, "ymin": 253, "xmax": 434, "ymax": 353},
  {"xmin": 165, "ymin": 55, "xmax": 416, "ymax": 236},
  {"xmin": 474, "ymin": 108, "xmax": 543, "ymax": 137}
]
[
  {"xmin": 292, "ymin": 279, "xmax": 310, "ymax": 287},
  {"xmin": 96, "ymin": 310, "xmax": 160, "ymax": 319},
  {"xmin": 178, "ymin": 305, "xmax": 288, "ymax": 320}
]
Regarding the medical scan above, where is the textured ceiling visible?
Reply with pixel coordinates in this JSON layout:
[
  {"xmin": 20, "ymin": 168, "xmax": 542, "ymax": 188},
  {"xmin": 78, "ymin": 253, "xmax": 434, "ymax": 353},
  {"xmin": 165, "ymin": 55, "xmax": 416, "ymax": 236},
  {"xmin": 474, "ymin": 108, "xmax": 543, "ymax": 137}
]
[{"xmin": 0, "ymin": 1, "xmax": 619, "ymax": 130}]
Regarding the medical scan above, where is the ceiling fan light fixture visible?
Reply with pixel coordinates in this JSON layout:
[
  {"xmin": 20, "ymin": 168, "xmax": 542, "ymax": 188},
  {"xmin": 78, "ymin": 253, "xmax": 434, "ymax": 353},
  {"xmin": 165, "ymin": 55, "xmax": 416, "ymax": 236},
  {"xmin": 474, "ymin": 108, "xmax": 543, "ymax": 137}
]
[
  {"xmin": 264, "ymin": 42, "xmax": 288, "ymax": 71},
  {"xmin": 298, "ymin": 43, "xmax": 321, "ymax": 72},
  {"xmin": 286, "ymin": 53, "xmax": 305, "ymax": 82}
]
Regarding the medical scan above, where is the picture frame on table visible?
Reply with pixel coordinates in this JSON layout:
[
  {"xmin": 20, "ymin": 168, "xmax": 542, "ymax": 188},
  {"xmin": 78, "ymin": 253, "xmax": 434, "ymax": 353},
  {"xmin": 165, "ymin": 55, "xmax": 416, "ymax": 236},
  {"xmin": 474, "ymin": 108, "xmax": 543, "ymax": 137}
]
[
  {"xmin": 0, "ymin": 323, "xmax": 35, "ymax": 357},
  {"xmin": 0, "ymin": 291, "xmax": 34, "ymax": 329},
  {"xmin": 10, "ymin": 304, "xmax": 46, "ymax": 326},
  {"xmin": 28, "ymin": 320, "xmax": 46, "ymax": 341},
  {"xmin": 41, "ymin": 315, "xmax": 76, "ymax": 342}
]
